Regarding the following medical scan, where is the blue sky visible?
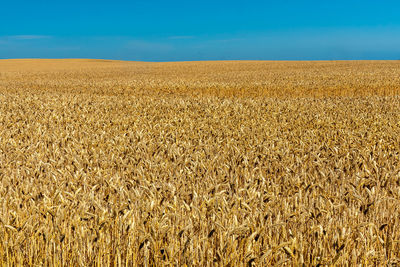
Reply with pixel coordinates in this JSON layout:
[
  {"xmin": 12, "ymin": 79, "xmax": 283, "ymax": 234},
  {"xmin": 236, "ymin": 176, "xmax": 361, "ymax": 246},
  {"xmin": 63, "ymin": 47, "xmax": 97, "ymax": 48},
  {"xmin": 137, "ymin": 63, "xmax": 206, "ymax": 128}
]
[{"xmin": 1, "ymin": 0, "xmax": 400, "ymax": 61}]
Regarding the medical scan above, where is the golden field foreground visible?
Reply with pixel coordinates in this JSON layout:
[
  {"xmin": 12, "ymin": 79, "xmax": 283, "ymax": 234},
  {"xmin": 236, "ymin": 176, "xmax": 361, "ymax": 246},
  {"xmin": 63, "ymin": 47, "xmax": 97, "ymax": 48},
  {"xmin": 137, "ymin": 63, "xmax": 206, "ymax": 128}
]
[{"xmin": 1, "ymin": 59, "xmax": 400, "ymax": 265}]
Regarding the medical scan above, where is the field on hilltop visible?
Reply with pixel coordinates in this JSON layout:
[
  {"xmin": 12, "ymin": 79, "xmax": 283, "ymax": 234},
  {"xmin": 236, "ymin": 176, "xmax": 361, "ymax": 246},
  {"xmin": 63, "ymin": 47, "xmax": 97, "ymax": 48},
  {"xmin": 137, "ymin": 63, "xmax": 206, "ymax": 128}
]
[{"xmin": 1, "ymin": 59, "xmax": 400, "ymax": 265}]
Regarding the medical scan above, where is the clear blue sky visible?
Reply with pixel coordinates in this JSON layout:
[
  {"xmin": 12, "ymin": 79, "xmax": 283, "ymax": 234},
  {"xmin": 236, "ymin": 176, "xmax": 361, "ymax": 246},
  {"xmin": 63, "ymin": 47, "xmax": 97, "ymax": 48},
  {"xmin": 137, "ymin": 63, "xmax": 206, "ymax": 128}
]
[{"xmin": 1, "ymin": 0, "xmax": 400, "ymax": 61}]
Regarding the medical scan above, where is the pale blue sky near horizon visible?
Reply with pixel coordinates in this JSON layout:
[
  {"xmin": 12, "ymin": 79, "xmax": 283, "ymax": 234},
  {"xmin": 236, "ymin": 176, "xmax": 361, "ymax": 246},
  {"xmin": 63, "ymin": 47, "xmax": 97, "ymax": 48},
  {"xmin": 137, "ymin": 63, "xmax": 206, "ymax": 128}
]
[{"xmin": 1, "ymin": 0, "xmax": 400, "ymax": 61}]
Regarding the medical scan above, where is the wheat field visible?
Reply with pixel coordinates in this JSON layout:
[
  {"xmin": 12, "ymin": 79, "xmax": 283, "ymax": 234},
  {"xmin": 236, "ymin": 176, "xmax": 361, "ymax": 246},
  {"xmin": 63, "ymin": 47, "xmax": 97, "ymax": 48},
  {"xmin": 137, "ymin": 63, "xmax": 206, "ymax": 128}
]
[{"xmin": 1, "ymin": 59, "xmax": 400, "ymax": 265}]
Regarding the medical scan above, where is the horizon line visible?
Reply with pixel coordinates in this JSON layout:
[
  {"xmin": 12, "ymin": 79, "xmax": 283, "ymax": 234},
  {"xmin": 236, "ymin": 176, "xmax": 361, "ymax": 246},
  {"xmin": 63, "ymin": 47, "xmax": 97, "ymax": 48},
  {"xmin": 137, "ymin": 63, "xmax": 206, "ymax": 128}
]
[{"xmin": 1, "ymin": 58, "xmax": 400, "ymax": 63}]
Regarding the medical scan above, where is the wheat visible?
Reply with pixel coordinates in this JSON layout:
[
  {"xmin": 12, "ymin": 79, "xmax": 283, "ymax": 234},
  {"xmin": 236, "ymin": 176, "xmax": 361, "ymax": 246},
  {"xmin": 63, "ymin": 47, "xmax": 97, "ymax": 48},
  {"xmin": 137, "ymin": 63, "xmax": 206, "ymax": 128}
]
[{"xmin": 0, "ymin": 59, "xmax": 400, "ymax": 265}]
